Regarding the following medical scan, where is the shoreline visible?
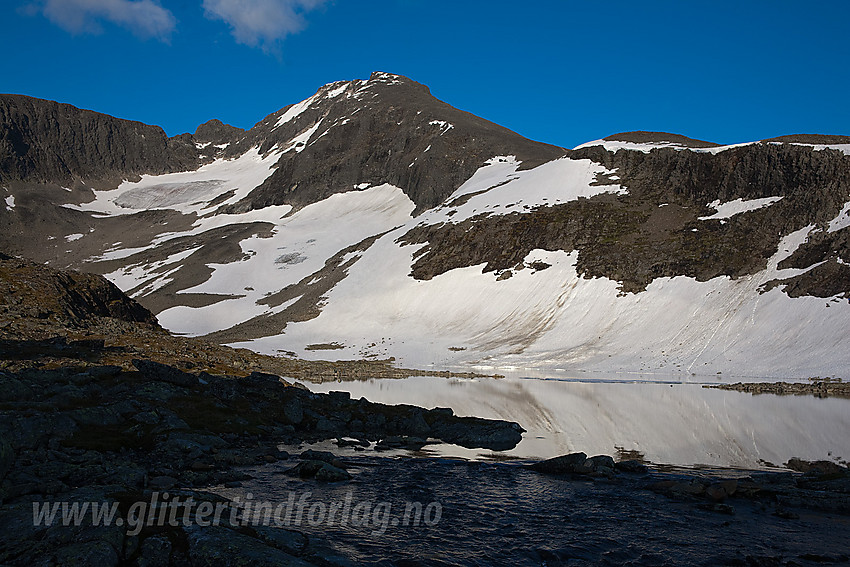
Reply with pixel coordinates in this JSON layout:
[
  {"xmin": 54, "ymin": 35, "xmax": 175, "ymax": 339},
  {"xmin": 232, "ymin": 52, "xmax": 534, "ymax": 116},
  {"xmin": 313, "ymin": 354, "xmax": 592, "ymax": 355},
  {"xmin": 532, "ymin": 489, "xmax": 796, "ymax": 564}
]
[{"xmin": 704, "ymin": 378, "xmax": 850, "ymax": 399}]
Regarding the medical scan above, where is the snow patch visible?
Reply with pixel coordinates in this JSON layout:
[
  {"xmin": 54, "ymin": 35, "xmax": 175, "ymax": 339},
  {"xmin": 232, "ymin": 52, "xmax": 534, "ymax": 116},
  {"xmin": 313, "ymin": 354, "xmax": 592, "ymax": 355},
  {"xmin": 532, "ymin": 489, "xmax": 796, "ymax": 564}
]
[
  {"xmin": 104, "ymin": 246, "xmax": 201, "ymax": 295},
  {"xmin": 790, "ymin": 142, "xmax": 850, "ymax": 156},
  {"xmin": 699, "ymin": 197, "xmax": 784, "ymax": 220},
  {"xmin": 828, "ymin": 201, "xmax": 850, "ymax": 233},
  {"xmin": 420, "ymin": 156, "xmax": 624, "ymax": 224},
  {"xmin": 273, "ymin": 95, "xmax": 316, "ymax": 129},
  {"xmin": 323, "ymin": 83, "xmax": 348, "ymax": 99},
  {"xmin": 284, "ymin": 121, "xmax": 323, "ymax": 153},
  {"xmin": 235, "ymin": 217, "xmax": 850, "ymax": 380},
  {"xmin": 573, "ymin": 139, "xmax": 758, "ymax": 155},
  {"xmin": 429, "ymin": 120, "xmax": 454, "ymax": 133},
  {"xmin": 4, "ymin": 195, "xmax": 14, "ymax": 211},
  {"xmin": 114, "ymin": 180, "xmax": 226, "ymax": 210},
  {"xmin": 573, "ymin": 139, "xmax": 695, "ymax": 153}
]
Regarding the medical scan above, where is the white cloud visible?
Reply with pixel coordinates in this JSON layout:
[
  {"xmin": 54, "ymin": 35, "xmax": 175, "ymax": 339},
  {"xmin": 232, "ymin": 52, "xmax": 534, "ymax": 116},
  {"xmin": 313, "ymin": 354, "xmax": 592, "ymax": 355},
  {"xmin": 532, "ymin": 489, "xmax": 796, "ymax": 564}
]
[
  {"xmin": 32, "ymin": 0, "xmax": 176, "ymax": 40},
  {"xmin": 203, "ymin": 0, "xmax": 326, "ymax": 50}
]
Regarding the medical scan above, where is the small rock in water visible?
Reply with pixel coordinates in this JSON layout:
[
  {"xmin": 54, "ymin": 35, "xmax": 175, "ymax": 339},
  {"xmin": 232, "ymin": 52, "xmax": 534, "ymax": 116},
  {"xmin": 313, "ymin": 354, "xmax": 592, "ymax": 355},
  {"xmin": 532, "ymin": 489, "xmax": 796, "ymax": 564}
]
[
  {"xmin": 531, "ymin": 452, "xmax": 588, "ymax": 475},
  {"xmin": 705, "ymin": 484, "xmax": 729, "ymax": 502},
  {"xmin": 336, "ymin": 437, "xmax": 370, "ymax": 448},
  {"xmin": 586, "ymin": 455, "xmax": 616, "ymax": 474},
  {"xmin": 614, "ymin": 460, "xmax": 648, "ymax": 474},
  {"xmin": 285, "ymin": 459, "xmax": 351, "ymax": 482},
  {"xmin": 299, "ymin": 449, "xmax": 345, "ymax": 468}
]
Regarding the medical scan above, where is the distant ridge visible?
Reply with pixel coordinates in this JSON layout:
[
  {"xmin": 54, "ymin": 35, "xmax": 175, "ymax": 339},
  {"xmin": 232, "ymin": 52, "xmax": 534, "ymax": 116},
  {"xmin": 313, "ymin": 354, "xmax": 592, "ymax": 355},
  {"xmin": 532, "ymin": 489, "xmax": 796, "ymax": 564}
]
[
  {"xmin": 762, "ymin": 134, "xmax": 850, "ymax": 145},
  {"xmin": 602, "ymin": 131, "xmax": 720, "ymax": 148}
]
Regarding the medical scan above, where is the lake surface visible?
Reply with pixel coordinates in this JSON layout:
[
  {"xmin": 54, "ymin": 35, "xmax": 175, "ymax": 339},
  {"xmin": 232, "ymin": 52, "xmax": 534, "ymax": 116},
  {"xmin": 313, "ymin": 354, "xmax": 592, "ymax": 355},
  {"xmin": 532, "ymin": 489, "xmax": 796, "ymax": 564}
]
[{"xmin": 301, "ymin": 373, "xmax": 850, "ymax": 469}]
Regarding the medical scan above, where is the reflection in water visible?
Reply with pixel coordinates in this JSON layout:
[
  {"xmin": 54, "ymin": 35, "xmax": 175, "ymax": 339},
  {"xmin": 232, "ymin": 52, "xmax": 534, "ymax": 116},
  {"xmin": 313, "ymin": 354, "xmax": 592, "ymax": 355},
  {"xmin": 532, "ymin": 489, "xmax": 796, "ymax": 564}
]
[{"xmin": 304, "ymin": 375, "xmax": 850, "ymax": 468}]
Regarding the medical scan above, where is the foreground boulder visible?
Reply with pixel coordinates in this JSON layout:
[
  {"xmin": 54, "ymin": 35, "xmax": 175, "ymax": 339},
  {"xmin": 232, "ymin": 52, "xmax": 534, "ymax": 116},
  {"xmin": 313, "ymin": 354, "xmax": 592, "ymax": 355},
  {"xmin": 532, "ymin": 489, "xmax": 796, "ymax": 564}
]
[
  {"xmin": 531, "ymin": 452, "xmax": 622, "ymax": 477},
  {"xmin": 284, "ymin": 451, "xmax": 352, "ymax": 482},
  {"xmin": 285, "ymin": 460, "xmax": 351, "ymax": 483}
]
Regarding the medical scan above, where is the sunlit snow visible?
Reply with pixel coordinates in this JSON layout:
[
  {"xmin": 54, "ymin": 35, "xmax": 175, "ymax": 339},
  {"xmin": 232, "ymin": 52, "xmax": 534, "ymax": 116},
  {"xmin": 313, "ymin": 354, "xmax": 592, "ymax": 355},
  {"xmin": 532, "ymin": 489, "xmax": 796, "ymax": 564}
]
[{"xmin": 698, "ymin": 197, "xmax": 784, "ymax": 220}]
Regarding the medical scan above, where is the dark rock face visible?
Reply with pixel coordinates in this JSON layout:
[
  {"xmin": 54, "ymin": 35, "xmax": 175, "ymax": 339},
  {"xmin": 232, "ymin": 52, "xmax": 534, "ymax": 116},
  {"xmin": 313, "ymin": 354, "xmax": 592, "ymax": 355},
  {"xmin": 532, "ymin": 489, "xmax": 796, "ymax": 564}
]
[
  {"xmin": 402, "ymin": 142, "xmax": 850, "ymax": 297},
  {"xmin": 765, "ymin": 225, "xmax": 850, "ymax": 299},
  {"xmin": 576, "ymin": 141, "xmax": 850, "ymax": 208},
  {"xmin": 193, "ymin": 118, "xmax": 244, "ymax": 146},
  {"xmin": 223, "ymin": 72, "xmax": 566, "ymax": 215},
  {"xmin": 0, "ymin": 94, "xmax": 200, "ymax": 186}
]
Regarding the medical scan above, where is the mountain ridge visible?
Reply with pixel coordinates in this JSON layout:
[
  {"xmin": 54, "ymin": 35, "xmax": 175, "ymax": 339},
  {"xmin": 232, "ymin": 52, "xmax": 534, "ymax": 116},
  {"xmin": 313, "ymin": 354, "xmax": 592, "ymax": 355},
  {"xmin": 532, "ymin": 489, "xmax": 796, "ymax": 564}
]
[{"xmin": 2, "ymin": 73, "xmax": 850, "ymax": 376}]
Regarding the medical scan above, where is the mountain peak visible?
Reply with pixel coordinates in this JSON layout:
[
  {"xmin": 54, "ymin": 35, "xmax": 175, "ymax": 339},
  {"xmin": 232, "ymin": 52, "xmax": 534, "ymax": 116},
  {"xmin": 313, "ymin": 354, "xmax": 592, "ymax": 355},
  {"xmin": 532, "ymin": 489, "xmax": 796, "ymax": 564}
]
[
  {"xmin": 222, "ymin": 72, "xmax": 563, "ymax": 215},
  {"xmin": 193, "ymin": 118, "xmax": 244, "ymax": 144},
  {"xmin": 366, "ymin": 71, "xmax": 429, "ymax": 92},
  {"xmin": 369, "ymin": 71, "xmax": 403, "ymax": 80}
]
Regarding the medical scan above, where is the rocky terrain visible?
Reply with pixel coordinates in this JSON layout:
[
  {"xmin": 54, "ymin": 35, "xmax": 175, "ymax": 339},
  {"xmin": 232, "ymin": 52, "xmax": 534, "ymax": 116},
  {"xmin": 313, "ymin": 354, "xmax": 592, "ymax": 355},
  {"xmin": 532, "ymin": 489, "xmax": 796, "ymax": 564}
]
[{"xmin": 403, "ymin": 141, "xmax": 850, "ymax": 294}]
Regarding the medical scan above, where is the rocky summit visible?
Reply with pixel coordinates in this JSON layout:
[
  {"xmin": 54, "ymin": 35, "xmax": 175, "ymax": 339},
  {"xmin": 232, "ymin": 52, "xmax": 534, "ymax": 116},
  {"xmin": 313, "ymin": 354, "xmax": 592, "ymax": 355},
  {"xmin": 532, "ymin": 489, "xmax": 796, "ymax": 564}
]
[{"xmin": 1, "ymin": 72, "xmax": 849, "ymax": 376}]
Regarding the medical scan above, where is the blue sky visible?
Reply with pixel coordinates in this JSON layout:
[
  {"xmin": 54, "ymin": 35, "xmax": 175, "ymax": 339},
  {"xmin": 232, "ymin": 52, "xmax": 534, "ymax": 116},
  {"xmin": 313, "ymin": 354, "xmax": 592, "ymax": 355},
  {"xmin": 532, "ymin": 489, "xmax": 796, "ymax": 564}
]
[{"xmin": 2, "ymin": 1, "xmax": 849, "ymax": 148}]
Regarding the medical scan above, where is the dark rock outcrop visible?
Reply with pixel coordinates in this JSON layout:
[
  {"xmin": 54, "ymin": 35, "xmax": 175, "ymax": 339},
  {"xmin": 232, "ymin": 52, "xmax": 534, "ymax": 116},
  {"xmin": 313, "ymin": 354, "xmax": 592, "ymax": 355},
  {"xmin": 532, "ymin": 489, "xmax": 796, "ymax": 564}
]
[
  {"xmin": 193, "ymin": 118, "xmax": 244, "ymax": 146},
  {"xmin": 0, "ymin": 255, "xmax": 158, "ymax": 328},
  {"xmin": 0, "ymin": 94, "xmax": 200, "ymax": 187},
  {"xmin": 401, "ymin": 142, "xmax": 850, "ymax": 296}
]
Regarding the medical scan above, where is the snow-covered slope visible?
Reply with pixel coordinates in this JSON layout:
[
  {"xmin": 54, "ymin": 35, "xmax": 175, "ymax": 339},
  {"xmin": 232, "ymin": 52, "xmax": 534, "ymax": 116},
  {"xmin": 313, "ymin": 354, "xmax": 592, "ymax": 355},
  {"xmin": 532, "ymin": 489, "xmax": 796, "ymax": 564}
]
[
  {"xmin": 3, "ymin": 76, "xmax": 850, "ymax": 379},
  {"xmin": 233, "ymin": 218, "xmax": 850, "ymax": 379}
]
